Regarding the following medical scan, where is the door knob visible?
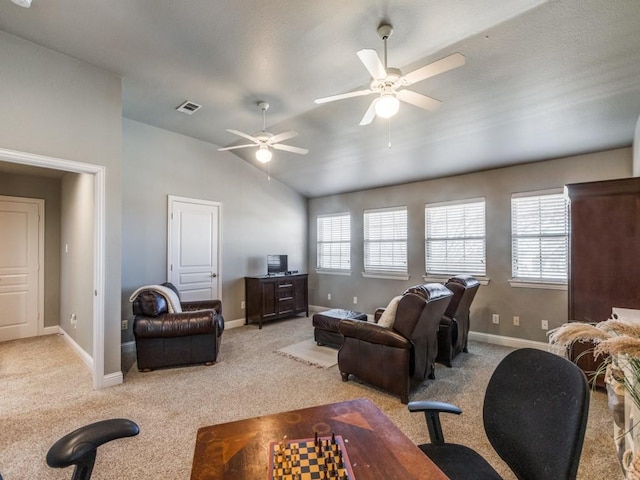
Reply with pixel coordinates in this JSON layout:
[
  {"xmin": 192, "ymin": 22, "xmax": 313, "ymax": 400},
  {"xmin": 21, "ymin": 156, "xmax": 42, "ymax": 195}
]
[{"xmin": 211, "ymin": 273, "xmax": 217, "ymax": 278}]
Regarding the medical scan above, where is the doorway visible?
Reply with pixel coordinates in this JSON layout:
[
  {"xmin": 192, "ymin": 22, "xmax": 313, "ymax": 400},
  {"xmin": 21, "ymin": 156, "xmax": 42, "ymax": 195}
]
[{"xmin": 0, "ymin": 147, "xmax": 107, "ymax": 389}]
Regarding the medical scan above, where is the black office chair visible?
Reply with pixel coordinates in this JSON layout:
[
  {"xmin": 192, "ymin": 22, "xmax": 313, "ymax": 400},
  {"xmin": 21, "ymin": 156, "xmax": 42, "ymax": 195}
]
[
  {"xmin": 408, "ymin": 348, "xmax": 590, "ymax": 480},
  {"xmin": 46, "ymin": 418, "xmax": 139, "ymax": 480}
]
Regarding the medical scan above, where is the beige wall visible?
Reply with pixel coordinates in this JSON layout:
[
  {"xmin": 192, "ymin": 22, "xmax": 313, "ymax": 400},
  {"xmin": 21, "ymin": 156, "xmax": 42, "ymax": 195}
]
[
  {"xmin": 0, "ymin": 172, "xmax": 61, "ymax": 328},
  {"xmin": 121, "ymin": 119, "xmax": 308, "ymax": 340},
  {"xmin": 308, "ymin": 148, "xmax": 631, "ymax": 343},
  {"xmin": 0, "ymin": 31, "xmax": 123, "ymax": 374}
]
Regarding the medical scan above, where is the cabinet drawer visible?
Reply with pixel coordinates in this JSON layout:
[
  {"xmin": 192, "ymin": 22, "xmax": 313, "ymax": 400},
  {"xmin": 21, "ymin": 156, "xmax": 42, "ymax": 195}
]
[{"xmin": 278, "ymin": 300, "xmax": 294, "ymax": 314}]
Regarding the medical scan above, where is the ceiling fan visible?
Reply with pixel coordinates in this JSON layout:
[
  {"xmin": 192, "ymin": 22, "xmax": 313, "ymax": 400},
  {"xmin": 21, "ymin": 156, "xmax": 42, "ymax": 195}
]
[
  {"xmin": 218, "ymin": 102, "xmax": 309, "ymax": 163},
  {"xmin": 314, "ymin": 23, "xmax": 465, "ymax": 125}
]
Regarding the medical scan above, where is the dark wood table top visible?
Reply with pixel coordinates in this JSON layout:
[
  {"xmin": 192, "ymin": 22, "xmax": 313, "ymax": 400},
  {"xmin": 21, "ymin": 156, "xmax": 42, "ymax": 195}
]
[{"xmin": 190, "ymin": 397, "xmax": 448, "ymax": 480}]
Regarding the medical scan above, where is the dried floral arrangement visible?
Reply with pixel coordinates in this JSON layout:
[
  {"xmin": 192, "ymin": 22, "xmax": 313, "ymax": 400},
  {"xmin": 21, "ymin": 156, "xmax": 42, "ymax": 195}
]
[{"xmin": 548, "ymin": 318, "xmax": 640, "ymax": 478}]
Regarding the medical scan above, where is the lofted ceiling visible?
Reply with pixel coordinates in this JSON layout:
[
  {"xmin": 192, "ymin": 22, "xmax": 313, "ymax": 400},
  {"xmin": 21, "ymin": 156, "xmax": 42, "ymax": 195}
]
[{"xmin": 1, "ymin": 0, "xmax": 639, "ymax": 197}]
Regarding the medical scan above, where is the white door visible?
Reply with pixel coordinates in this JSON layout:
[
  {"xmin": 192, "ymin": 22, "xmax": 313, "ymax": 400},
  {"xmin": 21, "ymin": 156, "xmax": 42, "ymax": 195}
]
[
  {"xmin": 0, "ymin": 196, "xmax": 43, "ymax": 342},
  {"xmin": 167, "ymin": 196, "xmax": 221, "ymax": 302}
]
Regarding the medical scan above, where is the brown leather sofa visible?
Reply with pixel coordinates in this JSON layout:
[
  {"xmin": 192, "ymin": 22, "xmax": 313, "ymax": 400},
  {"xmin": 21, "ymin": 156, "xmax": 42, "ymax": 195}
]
[
  {"xmin": 436, "ymin": 275, "xmax": 480, "ymax": 367},
  {"xmin": 132, "ymin": 282, "xmax": 224, "ymax": 371},
  {"xmin": 337, "ymin": 283, "xmax": 452, "ymax": 404}
]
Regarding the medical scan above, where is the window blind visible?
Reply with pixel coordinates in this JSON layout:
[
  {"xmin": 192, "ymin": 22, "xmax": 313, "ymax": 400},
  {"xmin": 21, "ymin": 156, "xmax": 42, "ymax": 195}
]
[
  {"xmin": 364, "ymin": 206, "xmax": 407, "ymax": 274},
  {"xmin": 511, "ymin": 192, "xmax": 568, "ymax": 282},
  {"xmin": 425, "ymin": 199, "xmax": 486, "ymax": 275},
  {"xmin": 317, "ymin": 213, "xmax": 351, "ymax": 270}
]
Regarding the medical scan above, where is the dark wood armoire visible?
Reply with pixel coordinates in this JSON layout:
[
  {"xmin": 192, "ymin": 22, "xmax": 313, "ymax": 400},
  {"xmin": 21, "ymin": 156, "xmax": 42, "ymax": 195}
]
[{"xmin": 566, "ymin": 176, "xmax": 640, "ymax": 387}]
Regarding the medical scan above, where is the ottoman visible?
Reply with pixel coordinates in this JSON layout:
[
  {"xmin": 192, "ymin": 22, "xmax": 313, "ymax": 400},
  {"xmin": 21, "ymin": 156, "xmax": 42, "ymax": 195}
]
[{"xmin": 313, "ymin": 308, "xmax": 368, "ymax": 348}]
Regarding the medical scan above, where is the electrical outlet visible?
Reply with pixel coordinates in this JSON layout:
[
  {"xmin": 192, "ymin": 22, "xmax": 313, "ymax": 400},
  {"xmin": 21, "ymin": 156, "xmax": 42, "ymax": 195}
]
[
  {"xmin": 70, "ymin": 313, "xmax": 77, "ymax": 327},
  {"xmin": 241, "ymin": 300, "xmax": 245, "ymax": 310},
  {"xmin": 327, "ymin": 293, "xmax": 331, "ymax": 301},
  {"xmin": 492, "ymin": 314, "xmax": 499, "ymax": 324},
  {"xmin": 353, "ymin": 296, "xmax": 358, "ymax": 304},
  {"xmin": 541, "ymin": 320, "xmax": 549, "ymax": 330},
  {"xmin": 121, "ymin": 319, "xmax": 128, "ymax": 330},
  {"xmin": 513, "ymin": 316, "xmax": 520, "ymax": 326}
]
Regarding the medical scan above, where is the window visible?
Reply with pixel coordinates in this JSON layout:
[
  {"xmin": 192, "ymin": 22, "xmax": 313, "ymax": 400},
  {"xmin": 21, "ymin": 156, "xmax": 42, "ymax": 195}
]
[
  {"xmin": 363, "ymin": 206, "xmax": 407, "ymax": 276},
  {"xmin": 316, "ymin": 213, "xmax": 351, "ymax": 272},
  {"xmin": 425, "ymin": 198, "xmax": 486, "ymax": 276},
  {"xmin": 511, "ymin": 190, "xmax": 568, "ymax": 284}
]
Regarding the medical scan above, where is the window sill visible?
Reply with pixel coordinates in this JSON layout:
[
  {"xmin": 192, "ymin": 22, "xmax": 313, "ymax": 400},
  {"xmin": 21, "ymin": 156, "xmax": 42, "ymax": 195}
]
[
  {"xmin": 508, "ymin": 279, "xmax": 567, "ymax": 290},
  {"xmin": 362, "ymin": 272, "xmax": 410, "ymax": 281},
  {"xmin": 316, "ymin": 269, "xmax": 351, "ymax": 276},
  {"xmin": 422, "ymin": 275, "xmax": 490, "ymax": 286}
]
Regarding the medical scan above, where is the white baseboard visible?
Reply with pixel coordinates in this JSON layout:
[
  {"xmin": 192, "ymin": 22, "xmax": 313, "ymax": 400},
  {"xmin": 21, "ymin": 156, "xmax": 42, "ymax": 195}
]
[
  {"xmin": 102, "ymin": 370, "xmax": 124, "ymax": 388},
  {"xmin": 469, "ymin": 330, "xmax": 549, "ymax": 351},
  {"xmin": 57, "ymin": 327, "xmax": 93, "ymax": 370},
  {"xmin": 225, "ymin": 318, "xmax": 246, "ymax": 329}
]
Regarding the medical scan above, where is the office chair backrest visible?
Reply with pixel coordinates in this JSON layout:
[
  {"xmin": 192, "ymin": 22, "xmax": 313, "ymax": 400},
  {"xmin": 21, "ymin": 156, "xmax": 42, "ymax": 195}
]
[{"xmin": 483, "ymin": 348, "xmax": 590, "ymax": 480}]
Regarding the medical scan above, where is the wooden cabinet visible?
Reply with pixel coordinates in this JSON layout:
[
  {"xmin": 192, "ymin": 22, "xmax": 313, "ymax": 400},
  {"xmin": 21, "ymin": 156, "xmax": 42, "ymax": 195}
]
[
  {"xmin": 566, "ymin": 177, "xmax": 640, "ymax": 386},
  {"xmin": 245, "ymin": 274, "xmax": 308, "ymax": 328}
]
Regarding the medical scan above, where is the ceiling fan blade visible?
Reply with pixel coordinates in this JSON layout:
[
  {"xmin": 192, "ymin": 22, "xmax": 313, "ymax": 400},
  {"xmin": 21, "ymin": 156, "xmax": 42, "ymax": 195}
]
[
  {"xmin": 314, "ymin": 89, "xmax": 373, "ymax": 104},
  {"xmin": 400, "ymin": 52, "xmax": 466, "ymax": 86},
  {"xmin": 357, "ymin": 49, "xmax": 387, "ymax": 80},
  {"xmin": 217, "ymin": 143, "xmax": 256, "ymax": 151},
  {"xmin": 272, "ymin": 143, "xmax": 309, "ymax": 155},
  {"xmin": 226, "ymin": 129, "xmax": 260, "ymax": 143},
  {"xmin": 269, "ymin": 130, "xmax": 298, "ymax": 144},
  {"xmin": 397, "ymin": 89, "xmax": 442, "ymax": 111},
  {"xmin": 359, "ymin": 98, "xmax": 378, "ymax": 126}
]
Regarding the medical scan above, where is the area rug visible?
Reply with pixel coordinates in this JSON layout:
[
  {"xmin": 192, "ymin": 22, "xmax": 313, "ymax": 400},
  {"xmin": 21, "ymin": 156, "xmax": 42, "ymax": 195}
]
[{"xmin": 276, "ymin": 339, "xmax": 338, "ymax": 368}]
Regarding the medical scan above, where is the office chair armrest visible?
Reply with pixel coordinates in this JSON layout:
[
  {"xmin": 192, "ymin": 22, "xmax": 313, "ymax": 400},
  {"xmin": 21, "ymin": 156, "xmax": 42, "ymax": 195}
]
[
  {"xmin": 408, "ymin": 401, "xmax": 462, "ymax": 445},
  {"xmin": 47, "ymin": 419, "xmax": 139, "ymax": 480}
]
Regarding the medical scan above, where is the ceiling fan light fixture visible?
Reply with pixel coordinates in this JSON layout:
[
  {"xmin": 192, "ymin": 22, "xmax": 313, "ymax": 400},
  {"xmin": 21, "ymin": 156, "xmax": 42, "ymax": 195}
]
[
  {"xmin": 375, "ymin": 93, "xmax": 400, "ymax": 119},
  {"xmin": 256, "ymin": 144, "xmax": 272, "ymax": 163}
]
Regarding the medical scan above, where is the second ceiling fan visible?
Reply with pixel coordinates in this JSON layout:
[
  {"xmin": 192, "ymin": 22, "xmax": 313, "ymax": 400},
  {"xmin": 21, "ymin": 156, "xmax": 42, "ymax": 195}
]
[
  {"xmin": 314, "ymin": 23, "xmax": 465, "ymax": 125},
  {"xmin": 218, "ymin": 102, "xmax": 308, "ymax": 163}
]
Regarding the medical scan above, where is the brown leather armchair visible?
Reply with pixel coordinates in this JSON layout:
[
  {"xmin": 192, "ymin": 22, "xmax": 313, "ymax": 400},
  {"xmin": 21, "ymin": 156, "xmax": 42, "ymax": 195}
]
[
  {"xmin": 436, "ymin": 275, "xmax": 480, "ymax": 367},
  {"xmin": 132, "ymin": 282, "xmax": 224, "ymax": 371},
  {"xmin": 337, "ymin": 283, "xmax": 452, "ymax": 404}
]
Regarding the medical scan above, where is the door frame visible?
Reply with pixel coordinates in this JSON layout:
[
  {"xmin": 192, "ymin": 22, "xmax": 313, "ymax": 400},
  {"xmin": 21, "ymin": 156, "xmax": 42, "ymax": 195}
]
[
  {"xmin": 167, "ymin": 195, "xmax": 223, "ymax": 301},
  {"xmin": 0, "ymin": 147, "xmax": 107, "ymax": 390},
  {"xmin": 0, "ymin": 195, "xmax": 45, "ymax": 338}
]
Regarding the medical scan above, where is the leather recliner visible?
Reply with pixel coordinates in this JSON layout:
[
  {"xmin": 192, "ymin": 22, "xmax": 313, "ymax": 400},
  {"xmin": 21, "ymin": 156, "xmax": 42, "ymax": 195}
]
[
  {"xmin": 337, "ymin": 283, "xmax": 452, "ymax": 404},
  {"xmin": 436, "ymin": 275, "xmax": 480, "ymax": 367},
  {"xmin": 132, "ymin": 282, "xmax": 224, "ymax": 371}
]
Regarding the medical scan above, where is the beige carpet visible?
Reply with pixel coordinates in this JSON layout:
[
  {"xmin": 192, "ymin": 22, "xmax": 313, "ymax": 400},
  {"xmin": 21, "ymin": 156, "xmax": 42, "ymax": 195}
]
[
  {"xmin": 0, "ymin": 316, "xmax": 622, "ymax": 479},
  {"xmin": 276, "ymin": 338, "xmax": 338, "ymax": 368}
]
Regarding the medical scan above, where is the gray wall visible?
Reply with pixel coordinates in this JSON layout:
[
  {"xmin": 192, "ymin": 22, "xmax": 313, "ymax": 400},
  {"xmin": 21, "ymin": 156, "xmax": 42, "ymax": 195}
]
[
  {"xmin": 0, "ymin": 172, "xmax": 61, "ymax": 328},
  {"xmin": 308, "ymin": 148, "xmax": 631, "ymax": 342},
  {"xmin": 60, "ymin": 173, "xmax": 95, "ymax": 353},
  {"xmin": 0, "ymin": 31, "xmax": 123, "ymax": 374},
  {"xmin": 121, "ymin": 119, "xmax": 308, "ymax": 341}
]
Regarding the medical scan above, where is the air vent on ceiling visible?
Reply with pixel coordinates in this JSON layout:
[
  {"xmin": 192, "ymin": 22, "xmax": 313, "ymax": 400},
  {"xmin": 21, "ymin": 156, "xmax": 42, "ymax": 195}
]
[{"xmin": 176, "ymin": 101, "xmax": 202, "ymax": 115}]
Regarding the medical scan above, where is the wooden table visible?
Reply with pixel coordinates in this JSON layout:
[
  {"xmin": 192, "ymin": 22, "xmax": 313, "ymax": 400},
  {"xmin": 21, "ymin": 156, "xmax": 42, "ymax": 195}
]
[{"xmin": 191, "ymin": 398, "xmax": 447, "ymax": 480}]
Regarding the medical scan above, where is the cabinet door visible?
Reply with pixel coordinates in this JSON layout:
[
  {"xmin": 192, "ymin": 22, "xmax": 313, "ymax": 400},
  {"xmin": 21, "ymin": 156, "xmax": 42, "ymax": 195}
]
[
  {"xmin": 260, "ymin": 280, "xmax": 277, "ymax": 318},
  {"xmin": 292, "ymin": 276, "xmax": 308, "ymax": 313}
]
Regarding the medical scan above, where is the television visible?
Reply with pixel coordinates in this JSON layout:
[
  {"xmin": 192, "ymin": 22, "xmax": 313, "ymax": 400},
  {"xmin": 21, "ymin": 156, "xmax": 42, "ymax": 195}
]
[{"xmin": 267, "ymin": 255, "xmax": 288, "ymax": 275}]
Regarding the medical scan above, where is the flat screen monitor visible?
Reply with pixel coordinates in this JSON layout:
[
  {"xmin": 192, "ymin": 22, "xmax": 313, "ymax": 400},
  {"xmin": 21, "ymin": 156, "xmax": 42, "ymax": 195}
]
[{"xmin": 267, "ymin": 255, "xmax": 288, "ymax": 274}]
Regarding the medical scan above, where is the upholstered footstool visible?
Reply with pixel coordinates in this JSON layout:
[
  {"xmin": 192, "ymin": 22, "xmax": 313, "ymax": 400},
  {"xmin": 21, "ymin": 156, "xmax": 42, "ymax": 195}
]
[{"xmin": 313, "ymin": 309, "xmax": 368, "ymax": 348}]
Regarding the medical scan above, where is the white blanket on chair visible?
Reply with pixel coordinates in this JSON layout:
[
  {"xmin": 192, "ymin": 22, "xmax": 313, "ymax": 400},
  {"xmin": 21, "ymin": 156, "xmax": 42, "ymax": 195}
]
[{"xmin": 129, "ymin": 285, "xmax": 182, "ymax": 313}]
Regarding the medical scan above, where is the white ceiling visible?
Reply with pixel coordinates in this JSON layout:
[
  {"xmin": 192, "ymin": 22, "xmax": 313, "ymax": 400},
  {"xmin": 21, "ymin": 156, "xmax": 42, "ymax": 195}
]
[{"xmin": 1, "ymin": 0, "xmax": 639, "ymax": 197}]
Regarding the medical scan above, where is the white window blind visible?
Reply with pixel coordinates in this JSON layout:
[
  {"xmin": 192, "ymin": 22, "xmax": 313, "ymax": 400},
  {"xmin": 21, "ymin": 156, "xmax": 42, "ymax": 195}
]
[
  {"xmin": 317, "ymin": 213, "xmax": 351, "ymax": 271},
  {"xmin": 425, "ymin": 199, "xmax": 486, "ymax": 276},
  {"xmin": 364, "ymin": 206, "xmax": 407, "ymax": 275},
  {"xmin": 511, "ymin": 191, "xmax": 568, "ymax": 283}
]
